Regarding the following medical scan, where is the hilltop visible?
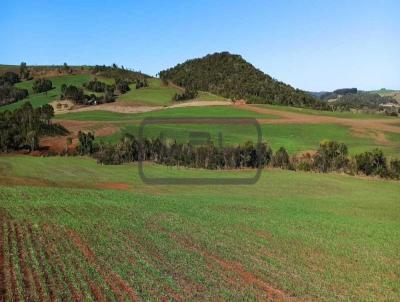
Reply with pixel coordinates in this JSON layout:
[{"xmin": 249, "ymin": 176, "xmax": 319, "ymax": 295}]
[{"xmin": 159, "ymin": 52, "xmax": 326, "ymax": 109}]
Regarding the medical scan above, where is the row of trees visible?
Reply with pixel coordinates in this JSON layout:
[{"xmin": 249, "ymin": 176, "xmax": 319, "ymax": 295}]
[
  {"xmin": 83, "ymin": 76, "xmax": 148, "ymax": 98},
  {"xmin": 76, "ymin": 133, "xmax": 400, "ymax": 180},
  {"xmin": 91, "ymin": 65, "xmax": 148, "ymax": 85},
  {"xmin": 0, "ymin": 102, "xmax": 67, "ymax": 151}
]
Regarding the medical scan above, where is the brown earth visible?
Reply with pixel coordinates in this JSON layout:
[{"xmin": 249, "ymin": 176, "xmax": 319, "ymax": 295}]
[
  {"xmin": 96, "ymin": 182, "xmax": 132, "ymax": 191},
  {"xmin": 39, "ymin": 120, "xmax": 119, "ymax": 154}
]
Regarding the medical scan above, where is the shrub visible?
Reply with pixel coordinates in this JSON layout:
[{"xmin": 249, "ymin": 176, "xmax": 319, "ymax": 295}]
[
  {"xmin": 32, "ymin": 78, "xmax": 53, "ymax": 93},
  {"xmin": 313, "ymin": 140, "xmax": 348, "ymax": 172},
  {"xmin": 115, "ymin": 79, "xmax": 130, "ymax": 94},
  {"xmin": 272, "ymin": 147, "xmax": 291, "ymax": 169},
  {"xmin": 84, "ymin": 78, "xmax": 106, "ymax": 92},
  {"xmin": 77, "ymin": 131, "xmax": 96, "ymax": 155},
  {"xmin": 60, "ymin": 84, "xmax": 85, "ymax": 103},
  {"xmin": 172, "ymin": 87, "xmax": 198, "ymax": 101},
  {"xmin": 389, "ymin": 159, "xmax": 400, "ymax": 179},
  {"xmin": 355, "ymin": 149, "xmax": 388, "ymax": 177}
]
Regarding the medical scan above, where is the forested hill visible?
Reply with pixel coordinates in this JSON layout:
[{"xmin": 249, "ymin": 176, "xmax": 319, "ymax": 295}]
[{"xmin": 159, "ymin": 52, "xmax": 325, "ymax": 109}]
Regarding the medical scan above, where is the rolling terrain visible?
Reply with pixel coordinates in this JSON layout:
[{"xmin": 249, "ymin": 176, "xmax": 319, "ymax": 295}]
[
  {"xmin": 1, "ymin": 62, "xmax": 399, "ymax": 301},
  {"xmin": 0, "ymin": 156, "xmax": 399, "ymax": 301}
]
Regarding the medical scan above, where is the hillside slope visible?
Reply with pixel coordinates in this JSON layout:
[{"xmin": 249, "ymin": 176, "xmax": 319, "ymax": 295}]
[{"xmin": 159, "ymin": 52, "xmax": 324, "ymax": 109}]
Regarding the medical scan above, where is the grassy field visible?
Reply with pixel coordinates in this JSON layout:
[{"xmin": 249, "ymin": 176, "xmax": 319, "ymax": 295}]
[
  {"xmin": 255, "ymin": 104, "xmax": 398, "ymax": 120},
  {"xmin": 1, "ymin": 74, "xmax": 92, "ymax": 111},
  {"xmin": 194, "ymin": 91, "xmax": 227, "ymax": 101},
  {"xmin": 0, "ymin": 155, "xmax": 399, "ymax": 301},
  {"xmin": 116, "ymin": 78, "xmax": 181, "ymax": 106},
  {"xmin": 55, "ymin": 105, "xmax": 278, "ymax": 121}
]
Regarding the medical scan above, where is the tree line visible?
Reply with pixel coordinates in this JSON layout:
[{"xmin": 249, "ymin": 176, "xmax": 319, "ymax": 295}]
[
  {"xmin": 75, "ymin": 132, "xmax": 400, "ymax": 180},
  {"xmin": 0, "ymin": 102, "xmax": 67, "ymax": 152}
]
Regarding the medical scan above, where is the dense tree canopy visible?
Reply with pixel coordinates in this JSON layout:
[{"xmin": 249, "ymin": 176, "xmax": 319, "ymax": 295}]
[
  {"xmin": 0, "ymin": 71, "xmax": 29, "ymax": 106},
  {"xmin": 83, "ymin": 78, "xmax": 107, "ymax": 92},
  {"xmin": 0, "ymin": 71, "xmax": 20, "ymax": 86},
  {"xmin": 159, "ymin": 52, "xmax": 326, "ymax": 109},
  {"xmin": 32, "ymin": 78, "xmax": 53, "ymax": 93},
  {"xmin": 0, "ymin": 102, "xmax": 67, "ymax": 151}
]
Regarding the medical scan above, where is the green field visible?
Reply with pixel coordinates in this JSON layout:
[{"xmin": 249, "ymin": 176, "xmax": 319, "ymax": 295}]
[
  {"xmin": 116, "ymin": 78, "xmax": 181, "ymax": 106},
  {"xmin": 194, "ymin": 91, "xmax": 227, "ymax": 101},
  {"xmin": 0, "ymin": 155, "xmax": 399, "ymax": 301},
  {"xmin": 1, "ymin": 74, "xmax": 92, "ymax": 111},
  {"xmin": 55, "ymin": 105, "xmax": 278, "ymax": 121},
  {"xmin": 256, "ymin": 104, "xmax": 398, "ymax": 120}
]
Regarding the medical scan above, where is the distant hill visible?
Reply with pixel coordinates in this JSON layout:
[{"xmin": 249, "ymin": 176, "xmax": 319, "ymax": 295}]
[
  {"xmin": 307, "ymin": 87, "xmax": 399, "ymax": 112},
  {"xmin": 159, "ymin": 52, "xmax": 326, "ymax": 109}
]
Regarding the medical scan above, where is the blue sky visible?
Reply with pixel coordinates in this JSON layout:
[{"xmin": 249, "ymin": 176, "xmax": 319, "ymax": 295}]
[{"xmin": 1, "ymin": 0, "xmax": 399, "ymax": 91}]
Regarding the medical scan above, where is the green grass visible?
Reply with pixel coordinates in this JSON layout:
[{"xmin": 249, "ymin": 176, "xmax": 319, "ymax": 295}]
[
  {"xmin": 116, "ymin": 78, "xmax": 181, "ymax": 106},
  {"xmin": 1, "ymin": 74, "xmax": 92, "ymax": 111},
  {"xmin": 55, "ymin": 105, "xmax": 278, "ymax": 121},
  {"xmin": 256, "ymin": 104, "xmax": 398, "ymax": 120},
  {"xmin": 195, "ymin": 91, "xmax": 227, "ymax": 101},
  {"xmin": 0, "ymin": 155, "xmax": 399, "ymax": 301}
]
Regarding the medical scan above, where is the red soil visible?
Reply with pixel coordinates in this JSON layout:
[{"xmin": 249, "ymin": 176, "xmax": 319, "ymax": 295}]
[
  {"xmin": 27, "ymin": 224, "xmax": 57, "ymax": 302},
  {"xmin": 158, "ymin": 224, "xmax": 289, "ymax": 301},
  {"xmin": 66, "ymin": 229, "xmax": 139, "ymax": 302},
  {"xmin": 96, "ymin": 182, "xmax": 132, "ymax": 191},
  {"xmin": 39, "ymin": 120, "xmax": 119, "ymax": 155},
  {"xmin": 14, "ymin": 223, "xmax": 36, "ymax": 301},
  {"xmin": 6, "ymin": 222, "xmax": 20, "ymax": 301}
]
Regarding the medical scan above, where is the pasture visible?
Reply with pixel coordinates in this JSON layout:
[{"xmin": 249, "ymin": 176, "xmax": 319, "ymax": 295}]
[
  {"xmin": 116, "ymin": 78, "xmax": 181, "ymax": 106},
  {"xmin": 0, "ymin": 155, "xmax": 399, "ymax": 301},
  {"xmin": 1, "ymin": 74, "xmax": 92, "ymax": 111}
]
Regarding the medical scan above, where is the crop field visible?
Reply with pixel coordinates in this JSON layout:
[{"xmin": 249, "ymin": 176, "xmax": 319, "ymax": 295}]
[{"xmin": 0, "ymin": 156, "xmax": 399, "ymax": 301}]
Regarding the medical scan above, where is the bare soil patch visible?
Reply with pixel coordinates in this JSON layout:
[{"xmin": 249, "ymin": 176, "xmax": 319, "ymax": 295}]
[
  {"xmin": 39, "ymin": 120, "xmax": 119, "ymax": 154},
  {"xmin": 55, "ymin": 99, "xmax": 232, "ymax": 115},
  {"xmin": 96, "ymin": 182, "xmax": 132, "ymax": 191}
]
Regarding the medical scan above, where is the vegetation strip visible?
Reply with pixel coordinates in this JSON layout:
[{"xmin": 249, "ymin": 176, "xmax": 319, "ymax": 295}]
[{"xmin": 66, "ymin": 229, "xmax": 139, "ymax": 301}]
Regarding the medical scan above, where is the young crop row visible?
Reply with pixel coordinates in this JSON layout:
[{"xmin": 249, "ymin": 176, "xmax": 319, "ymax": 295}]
[{"xmin": 0, "ymin": 215, "xmax": 141, "ymax": 301}]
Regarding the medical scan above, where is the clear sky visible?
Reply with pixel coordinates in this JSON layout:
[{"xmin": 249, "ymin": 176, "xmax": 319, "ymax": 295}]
[{"xmin": 1, "ymin": 0, "xmax": 399, "ymax": 91}]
